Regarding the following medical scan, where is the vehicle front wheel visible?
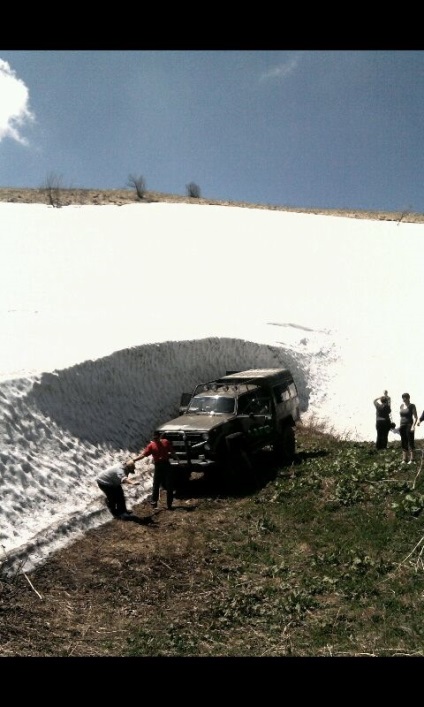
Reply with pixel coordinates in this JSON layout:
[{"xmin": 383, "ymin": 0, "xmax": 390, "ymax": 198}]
[
  {"xmin": 274, "ymin": 425, "xmax": 295, "ymax": 466},
  {"xmin": 173, "ymin": 467, "xmax": 191, "ymax": 496},
  {"xmin": 222, "ymin": 433, "xmax": 256, "ymax": 488}
]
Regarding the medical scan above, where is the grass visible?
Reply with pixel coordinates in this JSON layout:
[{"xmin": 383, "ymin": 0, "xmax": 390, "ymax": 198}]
[{"xmin": 1, "ymin": 423, "xmax": 424, "ymax": 657}]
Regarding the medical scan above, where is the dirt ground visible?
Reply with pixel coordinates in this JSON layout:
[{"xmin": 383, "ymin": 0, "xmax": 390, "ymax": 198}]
[{"xmin": 0, "ymin": 466, "xmax": 274, "ymax": 657}]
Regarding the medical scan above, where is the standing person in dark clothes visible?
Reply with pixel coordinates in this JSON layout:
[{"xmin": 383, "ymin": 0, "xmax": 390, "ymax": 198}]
[
  {"xmin": 132, "ymin": 431, "xmax": 178, "ymax": 510},
  {"xmin": 373, "ymin": 391, "xmax": 393, "ymax": 450},
  {"xmin": 96, "ymin": 460, "xmax": 136, "ymax": 518},
  {"xmin": 399, "ymin": 392, "xmax": 418, "ymax": 464}
]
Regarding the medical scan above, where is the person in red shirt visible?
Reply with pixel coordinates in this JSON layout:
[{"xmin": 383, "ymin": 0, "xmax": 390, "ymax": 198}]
[{"xmin": 132, "ymin": 431, "xmax": 178, "ymax": 509}]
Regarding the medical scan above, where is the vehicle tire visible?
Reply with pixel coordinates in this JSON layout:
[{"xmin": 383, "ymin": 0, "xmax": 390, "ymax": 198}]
[
  {"xmin": 173, "ymin": 467, "xmax": 191, "ymax": 496},
  {"xmin": 224, "ymin": 433, "xmax": 254, "ymax": 487},
  {"xmin": 275, "ymin": 425, "xmax": 296, "ymax": 466},
  {"xmin": 177, "ymin": 468, "xmax": 191, "ymax": 484}
]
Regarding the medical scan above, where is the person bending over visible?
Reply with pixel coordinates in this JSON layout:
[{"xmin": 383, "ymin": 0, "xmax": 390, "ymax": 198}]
[{"xmin": 96, "ymin": 460, "xmax": 136, "ymax": 518}]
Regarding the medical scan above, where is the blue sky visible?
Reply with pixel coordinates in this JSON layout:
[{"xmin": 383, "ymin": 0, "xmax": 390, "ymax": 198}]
[{"xmin": 1, "ymin": 50, "xmax": 423, "ymax": 212}]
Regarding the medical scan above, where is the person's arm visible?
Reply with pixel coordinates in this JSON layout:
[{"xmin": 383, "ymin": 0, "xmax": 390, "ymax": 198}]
[
  {"xmin": 373, "ymin": 397, "xmax": 380, "ymax": 408},
  {"xmin": 412, "ymin": 404, "xmax": 418, "ymax": 429},
  {"xmin": 122, "ymin": 460, "xmax": 139, "ymax": 484},
  {"xmin": 166, "ymin": 440, "xmax": 179, "ymax": 463},
  {"xmin": 115, "ymin": 467, "xmax": 128, "ymax": 485},
  {"xmin": 123, "ymin": 476, "xmax": 140, "ymax": 485},
  {"xmin": 418, "ymin": 410, "xmax": 424, "ymax": 426},
  {"xmin": 132, "ymin": 444, "xmax": 150, "ymax": 463}
]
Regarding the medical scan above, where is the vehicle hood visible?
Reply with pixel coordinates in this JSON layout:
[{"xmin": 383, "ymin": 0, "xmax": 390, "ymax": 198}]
[{"xmin": 158, "ymin": 413, "xmax": 233, "ymax": 433}]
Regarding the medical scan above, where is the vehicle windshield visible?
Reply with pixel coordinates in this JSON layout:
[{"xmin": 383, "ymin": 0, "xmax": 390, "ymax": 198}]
[{"xmin": 187, "ymin": 396, "xmax": 235, "ymax": 414}]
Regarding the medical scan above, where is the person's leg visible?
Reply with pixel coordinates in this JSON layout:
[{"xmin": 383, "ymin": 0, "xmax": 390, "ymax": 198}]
[
  {"xmin": 97, "ymin": 482, "xmax": 120, "ymax": 516},
  {"xmin": 151, "ymin": 465, "xmax": 161, "ymax": 506},
  {"xmin": 382, "ymin": 422, "xmax": 390, "ymax": 449},
  {"xmin": 400, "ymin": 427, "xmax": 408, "ymax": 462},
  {"xmin": 376, "ymin": 421, "xmax": 384, "ymax": 449},
  {"xmin": 115, "ymin": 485, "xmax": 128, "ymax": 515},
  {"xmin": 165, "ymin": 463, "xmax": 174, "ymax": 509},
  {"xmin": 409, "ymin": 428, "xmax": 415, "ymax": 462}
]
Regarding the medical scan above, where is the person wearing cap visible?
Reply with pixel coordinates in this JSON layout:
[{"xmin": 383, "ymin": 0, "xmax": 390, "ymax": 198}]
[
  {"xmin": 132, "ymin": 431, "xmax": 178, "ymax": 510},
  {"xmin": 373, "ymin": 391, "xmax": 393, "ymax": 450},
  {"xmin": 96, "ymin": 459, "xmax": 137, "ymax": 519}
]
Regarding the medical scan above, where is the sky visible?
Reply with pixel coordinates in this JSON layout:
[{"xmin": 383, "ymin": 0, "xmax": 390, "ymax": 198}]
[
  {"xmin": 1, "ymin": 199, "xmax": 424, "ymax": 577},
  {"xmin": 0, "ymin": 50, "xmax": 424, "ymax": 212}
]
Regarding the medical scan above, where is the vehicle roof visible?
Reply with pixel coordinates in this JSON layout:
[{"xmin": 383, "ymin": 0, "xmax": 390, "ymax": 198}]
[
  {"xmin": 191, "ymin": 368, "xmax": 293, "ymax": 399},
  {"xmin": 219, "ymin": 368, "xmax": 291, "ymax": 382},
  {"xmin": 194, "ymin": 385, "xmax": 259, "ymax": 398}
]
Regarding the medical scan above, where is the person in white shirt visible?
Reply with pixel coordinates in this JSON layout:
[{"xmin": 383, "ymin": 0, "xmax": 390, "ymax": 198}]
[{"xmin": 96, "ymin": 460, "xmax": 136, "ymax": 518}]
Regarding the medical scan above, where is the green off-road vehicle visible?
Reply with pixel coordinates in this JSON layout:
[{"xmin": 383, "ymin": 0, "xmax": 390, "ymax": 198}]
[{"xmin": 156, "ymin": 368, "xmax": 301, "ymax": 480}]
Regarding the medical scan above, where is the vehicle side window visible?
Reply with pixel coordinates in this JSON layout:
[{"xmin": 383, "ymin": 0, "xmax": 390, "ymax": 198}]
[
  {"xmin": 273, "ymin": 383, "xmax": 284, "ymax": 403},
  {"xmin": 288, "ymin": 382, "xmax": 298, "ymax": 398},
  {"xmin": 256, "ymin": 395, "xmax": 272, "ymax": 414},
  {"xmin": 238, "ymin": 393, "xmax": 271, "ymax": 415},
  {"xmin": 273, "ymin": 382, "xmax": 294, "ymax": 403},
  {"xmin": 238, "ymin": 393, "xmax": 256, "ymax": 415}
]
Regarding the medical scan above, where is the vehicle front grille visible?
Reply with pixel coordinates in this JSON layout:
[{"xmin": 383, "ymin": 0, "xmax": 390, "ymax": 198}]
[{"xmin": 162, "ymin": 432, "xmax": 207, "ymax": 460}]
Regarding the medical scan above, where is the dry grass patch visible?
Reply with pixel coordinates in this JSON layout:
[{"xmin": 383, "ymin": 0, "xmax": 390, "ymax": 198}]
[{"xmin": 0, "ymin": 187, "xmax": 423, "ymax": 223}]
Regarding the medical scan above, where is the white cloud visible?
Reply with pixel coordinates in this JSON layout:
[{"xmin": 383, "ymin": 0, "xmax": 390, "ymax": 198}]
[
  {"xmin": 259, "ymin": 54, "xmax": 302, "ymax": 83},
  {"xmin": 0, "ymin": 59, "xmax": 35, "ymax": 145}
]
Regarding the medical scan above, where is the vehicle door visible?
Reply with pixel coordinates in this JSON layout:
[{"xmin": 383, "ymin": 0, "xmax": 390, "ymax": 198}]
[{"xmin": 237, "ymin": 391, "xmax": 274, "ymax": 448}]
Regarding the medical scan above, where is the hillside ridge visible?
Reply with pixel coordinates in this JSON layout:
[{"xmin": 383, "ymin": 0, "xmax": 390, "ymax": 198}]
[{"xmin": 0, "ymin": 187, "xmax": 423, "ymax": 223}]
